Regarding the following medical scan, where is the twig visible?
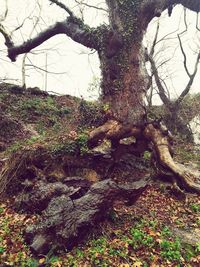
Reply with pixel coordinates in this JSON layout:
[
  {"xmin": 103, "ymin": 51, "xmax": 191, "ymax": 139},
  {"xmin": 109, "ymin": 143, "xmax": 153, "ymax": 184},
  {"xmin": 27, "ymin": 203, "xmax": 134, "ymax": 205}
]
[{"xmin": 74, "ymin": 0, "xmax": 108, "ymax": 12}]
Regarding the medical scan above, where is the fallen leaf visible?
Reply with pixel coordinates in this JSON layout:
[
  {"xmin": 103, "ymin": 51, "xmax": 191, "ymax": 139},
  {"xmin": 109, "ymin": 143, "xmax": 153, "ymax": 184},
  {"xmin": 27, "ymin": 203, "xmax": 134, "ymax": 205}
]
[
  {"xmin": 133, "ymin": 261, "xmax": 142, "ymax": 267},
  {"xmin": 39, "ymin": 258, "xmax": 46, "ymax": 264}
]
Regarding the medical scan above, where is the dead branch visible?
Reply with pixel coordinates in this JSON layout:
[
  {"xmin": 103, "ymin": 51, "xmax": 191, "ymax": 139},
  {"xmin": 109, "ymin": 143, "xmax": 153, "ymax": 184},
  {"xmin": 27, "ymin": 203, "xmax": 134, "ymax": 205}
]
[
  {"xmin": 74, "ymin": 0, "xmax": 108, "ymax": 13},
  {"xmin": 177, "ymin": 35, "xmax": 190, "ymax": 77},
  {"xmin": 0, "ymin": 0, "xmax": 8, "ymax": 23},
  {"xmin": 176, "ymin": 35, "xmax": 200, "ymax": 104},
  {"xmin": 49, "ymin": 0, "xmax": 74, "ymax": 17}
]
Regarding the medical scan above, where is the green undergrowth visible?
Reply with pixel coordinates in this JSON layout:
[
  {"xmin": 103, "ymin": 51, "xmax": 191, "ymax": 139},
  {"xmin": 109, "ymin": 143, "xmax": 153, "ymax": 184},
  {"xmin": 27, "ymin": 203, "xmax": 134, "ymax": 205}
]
[
  {"xmin": 0, "ymin": 84, "xmax": 104, "ymax": 157},
  {"xmin": 0, "ymin": 179, "xmax": 200, "ymax": 266},
  {"xmin": 1, "ymin": 208, "xmax": 199, "ymax": 267},
  {"xmin": 5, "ymin": 130, "xmax": 90, "ymax": 157},
  {"xmin": 68, "ymin": 218, "xmax": 200, "ymax": 267},
  {"xmin": 0, "ymin": 84, "xmax": 106, "ymax": 157},
  {"xmin": 2, "ymin": 94, "xmax": 72, "ymax": 131}
]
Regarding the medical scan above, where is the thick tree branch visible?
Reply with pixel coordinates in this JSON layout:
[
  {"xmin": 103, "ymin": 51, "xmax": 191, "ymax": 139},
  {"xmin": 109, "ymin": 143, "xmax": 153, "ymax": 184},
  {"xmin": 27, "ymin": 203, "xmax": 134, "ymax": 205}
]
[
  {"xmin": 0, "ymin": 0, "xmax": 107, "ymax": 61},
  {"xmin": 1, "ymin": 17, "xmax": 102, "ymax": 62},
  {"xmin": 177, "ymin": 0, "xmax": 200, "ymax": 13},
  {"xmin": 161, "ymin": 0, "xmax": 200, "ymax": 13},
  {"xmin": 141, "ymin": 0, "xmax": 200, "ymax": 26}
]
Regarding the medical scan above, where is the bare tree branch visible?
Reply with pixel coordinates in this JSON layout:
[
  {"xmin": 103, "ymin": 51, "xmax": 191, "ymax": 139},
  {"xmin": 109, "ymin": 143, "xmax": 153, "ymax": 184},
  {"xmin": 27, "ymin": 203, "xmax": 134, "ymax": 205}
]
[
  {"xmin": 178, "ymin": 8, "xmax": 188, "ymax": 36},
  {"xmin": 2, "ymin": 17, "xmax": 102, "ymax": 62},
  {"xmin": 21, "ymin": 0, "xmax": 42, "ymax": 87},
  {"xmin": 148, "ymin": 54, "xmax": 172, "ymax": 107},
  {"xmin": 149, "ymin": 21, "xmax": 159, "ymax": 56},
  {"xmin": 0, "ymin": 0, "xmax": 107, "ymax": 62},
  {"xmin": 196, "ymin": 12, "xmax": 200, "ymax": 31},
  {"xmin": 146, "ymin": 21, "xmax": 172, "ymax": 107},
  {"xmin": 25, "ymin": 63, "xmax": 68, "ymax": 75},
  {"xmin": 74, "ymin": 0, "xmax": 108, "ymax": 12},
  {"xmin": 176, "ymin": 51, "xmax": 200, "ymax": 104},
  {"xmin": 0, "ymin": 0, "xmax": 8, "ymax": 23},
  {"xmin": 0, "ymin": 24, "xmax": 13, "ymax": 48},
  {"xmin": 147, "ymin": 7, "xmax": 200, "ymax": 110},
  {"xmin": 49, "ymin": 0, "xmax": 74, "ymax": 17},
  {"xmin": 177, "ymin": 34, "xmax": 190, "ymax": 77},
  {"xmin": 177, "ymin": 31, "xmax": 200, "ymax": 105}
]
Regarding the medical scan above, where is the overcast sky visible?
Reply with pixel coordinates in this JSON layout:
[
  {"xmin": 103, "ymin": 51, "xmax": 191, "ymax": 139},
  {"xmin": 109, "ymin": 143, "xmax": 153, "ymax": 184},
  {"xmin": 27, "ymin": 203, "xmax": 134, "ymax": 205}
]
[{"xmin": 0, "ymin": 0, "xmax": 199, "ymax": 102}]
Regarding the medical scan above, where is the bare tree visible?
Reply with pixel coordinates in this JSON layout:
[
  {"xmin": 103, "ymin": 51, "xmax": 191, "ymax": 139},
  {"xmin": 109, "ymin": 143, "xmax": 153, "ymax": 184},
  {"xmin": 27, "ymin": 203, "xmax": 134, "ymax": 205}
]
[{"xmin": 146, "ymin": 15, "xmax": 200, "ymax": 141}]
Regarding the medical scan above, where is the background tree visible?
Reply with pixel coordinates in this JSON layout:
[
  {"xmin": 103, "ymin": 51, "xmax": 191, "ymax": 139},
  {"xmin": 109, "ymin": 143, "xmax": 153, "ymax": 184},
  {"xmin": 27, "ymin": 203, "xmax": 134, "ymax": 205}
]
[
  {"xmin": 145, "ymin": 14, "xmax": 200, "ymax": 141},
  {"xmin": 0, "ymin": 0, "xmax": 200, "ymax": 192}
]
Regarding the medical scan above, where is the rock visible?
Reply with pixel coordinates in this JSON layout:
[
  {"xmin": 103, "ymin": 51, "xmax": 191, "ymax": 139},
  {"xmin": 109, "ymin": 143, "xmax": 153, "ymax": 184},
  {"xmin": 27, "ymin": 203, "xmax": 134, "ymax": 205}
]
[{"xmin": 172, "ymin": 227, "xmax": 200, "ymax": 246}]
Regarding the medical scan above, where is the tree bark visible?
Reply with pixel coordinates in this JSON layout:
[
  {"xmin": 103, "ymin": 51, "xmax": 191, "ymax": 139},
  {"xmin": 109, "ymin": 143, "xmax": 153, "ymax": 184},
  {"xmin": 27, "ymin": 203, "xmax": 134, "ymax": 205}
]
[
  {"xmin": 25, "ymin": 178, "xmax": 149, "ymax": 255},
  {"xmin": 99, "ymin": 1, "xmax": 149, "ymax": 124}
]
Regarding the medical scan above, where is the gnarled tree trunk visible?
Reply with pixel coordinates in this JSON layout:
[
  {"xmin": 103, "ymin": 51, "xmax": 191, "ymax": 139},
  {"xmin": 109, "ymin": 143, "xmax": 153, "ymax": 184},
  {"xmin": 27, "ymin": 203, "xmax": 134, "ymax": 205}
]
[{"xmin": 100, "ymin": 0, "xmax": 148, "ymax": 124}]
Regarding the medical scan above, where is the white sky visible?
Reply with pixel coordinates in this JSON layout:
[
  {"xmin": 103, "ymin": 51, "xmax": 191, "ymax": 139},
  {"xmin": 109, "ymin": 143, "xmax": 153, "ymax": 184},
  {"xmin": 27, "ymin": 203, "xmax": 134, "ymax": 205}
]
[{"xmin": 0, "ymin": 0, "xmax": 200, "ymax": 102}]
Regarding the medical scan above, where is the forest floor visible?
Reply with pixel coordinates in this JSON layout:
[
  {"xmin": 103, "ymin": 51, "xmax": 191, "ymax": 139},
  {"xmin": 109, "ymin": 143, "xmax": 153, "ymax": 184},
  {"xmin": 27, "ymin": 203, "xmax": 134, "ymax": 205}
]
[
  {"xmin": 0, "ymin": 83, "xmax": 200, "ymax": 267},
  {"xmin": 0, "ymin": 174, "xmax": 200, "ymax": 267}
]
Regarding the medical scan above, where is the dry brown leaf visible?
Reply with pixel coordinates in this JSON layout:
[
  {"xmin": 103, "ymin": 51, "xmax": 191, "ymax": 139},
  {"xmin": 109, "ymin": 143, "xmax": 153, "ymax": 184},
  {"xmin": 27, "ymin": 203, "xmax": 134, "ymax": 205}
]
[
  {"xmin": 132, "ymin": 261, "xmax": 143, "ymax": 267},
  {"xmin": 39, "ymin": 257, "xmax": 46, "ymax": 264},
  {"xmin": 119, "ymin": 264, "xmax": 130, "ymax": 267}
]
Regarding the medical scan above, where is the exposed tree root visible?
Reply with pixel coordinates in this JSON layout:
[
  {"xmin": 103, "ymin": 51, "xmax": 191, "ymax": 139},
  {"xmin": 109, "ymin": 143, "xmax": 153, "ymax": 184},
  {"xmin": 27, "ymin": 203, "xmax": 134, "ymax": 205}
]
[
  {"xmin": 0, "ymin": 119, "xmax": 199, "ymax": 255},
  {"xmin": 88, "ymin": 119, "xmax": 142, "ymax": 148},
  {"xmin": 89, "ymin": 120, "xmax": 200, "ymax": 194},
  {"xmin": 144, "ymin": 124, "xmax": 200, "ymax": 194}
]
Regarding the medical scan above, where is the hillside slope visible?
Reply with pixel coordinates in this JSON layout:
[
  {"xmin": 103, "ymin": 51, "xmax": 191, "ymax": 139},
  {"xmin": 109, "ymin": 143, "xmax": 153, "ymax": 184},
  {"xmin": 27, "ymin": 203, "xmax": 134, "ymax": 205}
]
[{"xmin": 0, "ymin": 83, "xmax": 199, "ymax": 267}]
